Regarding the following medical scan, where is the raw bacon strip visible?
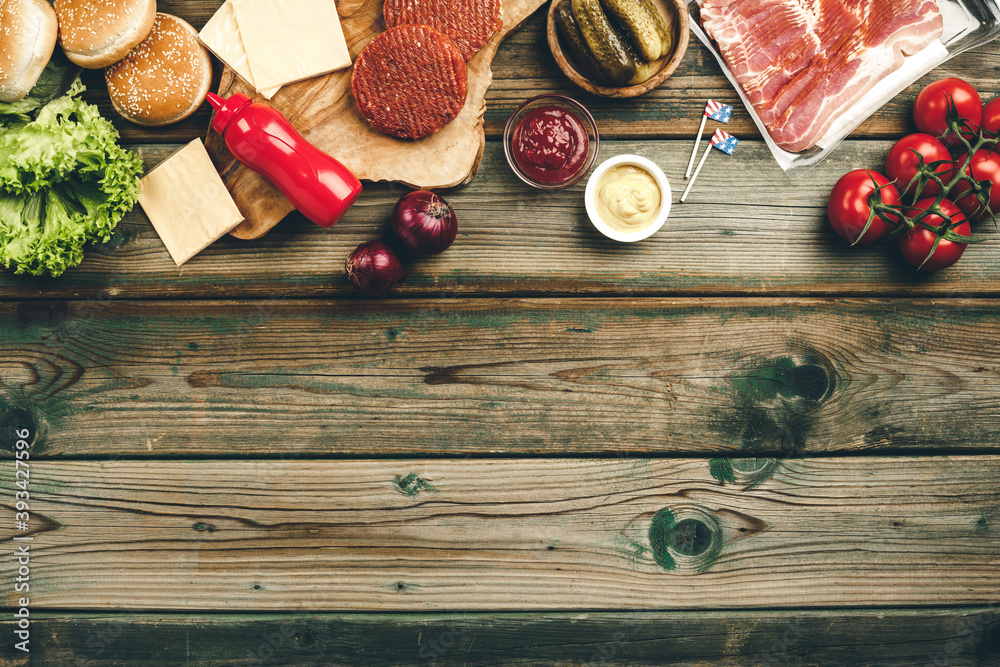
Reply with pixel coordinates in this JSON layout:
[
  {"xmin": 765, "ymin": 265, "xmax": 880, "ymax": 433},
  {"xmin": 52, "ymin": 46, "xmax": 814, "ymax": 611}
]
[
  {"xmin": 383, "ymin": 0, "xmax": 503, "ymax": 61},
  {"xmin": 351, "ymin": 25, "xmax": 469, "ymax": 139},
  {"xmin": 701, "ymin": 0, "xmax": 943, "ymax": 152}
]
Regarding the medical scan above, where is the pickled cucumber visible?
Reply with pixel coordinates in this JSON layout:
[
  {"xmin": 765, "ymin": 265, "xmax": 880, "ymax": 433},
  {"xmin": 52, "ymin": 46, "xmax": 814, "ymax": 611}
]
[
  {"xmin": 636, "ymin": 0, "xmax": 673, "ymax": 58},
  {"xmin": 629, "ymin": 59, "xmax": 654, "ymax": 85},
  {"xmin": 571, "ymin": 0, "xmax": 637, "ymax": 86},
  {"xmin": 599, "ymin": 0, "xmax": 661, "ymax": 62},
  {"xmin": 555, "ymin": 1, "xmax": 606, "ymax": 83}
]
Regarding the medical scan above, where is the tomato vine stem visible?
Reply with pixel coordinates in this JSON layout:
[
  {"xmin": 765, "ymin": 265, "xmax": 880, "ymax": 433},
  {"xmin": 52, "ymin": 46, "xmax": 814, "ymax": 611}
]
[{"xmin": 871, "ymin": 100, "xmax": 997, "ymax": 252}]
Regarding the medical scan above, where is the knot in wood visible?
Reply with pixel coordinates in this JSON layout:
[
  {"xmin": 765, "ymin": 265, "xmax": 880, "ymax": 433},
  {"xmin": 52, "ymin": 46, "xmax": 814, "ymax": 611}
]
[{"xmin": 648, "ymin": 506, "xmax": 722, "ymax": 574}]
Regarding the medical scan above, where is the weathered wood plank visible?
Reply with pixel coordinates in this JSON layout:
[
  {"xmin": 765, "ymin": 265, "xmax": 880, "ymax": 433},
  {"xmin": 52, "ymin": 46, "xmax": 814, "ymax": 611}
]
[
  {"xmin": 2, "ymin": 608, "xmax": 998, "ymax": 665},
  {"xmin": 101, "ymin": 3, "xmax": 1000, "ymax": 143},
  {"xmin": 4, "ymin": 297, "xmax": 1000, "ymax": 457},
  {"xmin": 2, "ymin": 139, "xmax": 1000, "ymax": 299},
  {"xmin": 0, "ymin": 457, "xmax": 997, "ymax": 610}
]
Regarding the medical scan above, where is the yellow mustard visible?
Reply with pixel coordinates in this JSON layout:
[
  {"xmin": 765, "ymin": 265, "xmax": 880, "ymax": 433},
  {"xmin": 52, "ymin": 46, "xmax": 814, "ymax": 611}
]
[{"xmin": 594, "ymin": 165, "xmax": 661, "ymax": 233}]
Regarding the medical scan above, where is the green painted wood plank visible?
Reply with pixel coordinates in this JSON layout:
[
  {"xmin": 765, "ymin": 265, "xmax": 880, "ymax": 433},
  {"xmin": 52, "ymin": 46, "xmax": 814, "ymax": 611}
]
[
  {"xmin": 3, "ymin": 298, "xmax": 1000, "ymax": 457},
  {"xmin": 1, "ymin": 609, "xmax": 998, "ymax": 665},
  {"xmin": 0, "ymin": 458, "xmax": 997, "ymax": 611}
]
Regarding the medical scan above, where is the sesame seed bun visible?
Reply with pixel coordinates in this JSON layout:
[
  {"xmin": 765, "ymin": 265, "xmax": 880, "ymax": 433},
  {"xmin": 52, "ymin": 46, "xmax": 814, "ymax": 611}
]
[
  {"xmin": 55, "ymin": 0, "xmax": 157, "ymax": 69},
  {"xmin": 104, "ymin": 13, "xmax": 212, "ymax": 127},
  {"xmin": 0, "ymin": 0, "xmax": 59, "ymax": 102}
]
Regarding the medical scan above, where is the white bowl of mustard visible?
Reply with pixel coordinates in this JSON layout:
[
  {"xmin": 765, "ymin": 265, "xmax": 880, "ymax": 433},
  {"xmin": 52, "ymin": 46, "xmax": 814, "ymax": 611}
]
[{"xmin": 585, "ymin": 155, "xmax": 670, "ymax": 242}]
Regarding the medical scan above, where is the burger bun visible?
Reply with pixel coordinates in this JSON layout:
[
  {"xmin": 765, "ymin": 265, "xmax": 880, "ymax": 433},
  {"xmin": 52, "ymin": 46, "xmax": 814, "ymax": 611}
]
[
  {"xmin": 55, "ymin": 0, "xmax": 157, "ymax": 69},
  {"xmin": 104, "ymin": 13, "xmax": 212, "ymax": 127},
  {"xmin": 0, "ymin": 0, "xmax": 59, "ymax": 102}
]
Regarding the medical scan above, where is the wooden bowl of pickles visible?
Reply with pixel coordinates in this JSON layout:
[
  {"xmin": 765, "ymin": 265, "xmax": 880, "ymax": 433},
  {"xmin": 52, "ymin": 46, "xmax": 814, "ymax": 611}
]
[{"xmin": 547, "ymin": 0, "xmax": 689, "ymax": 98}]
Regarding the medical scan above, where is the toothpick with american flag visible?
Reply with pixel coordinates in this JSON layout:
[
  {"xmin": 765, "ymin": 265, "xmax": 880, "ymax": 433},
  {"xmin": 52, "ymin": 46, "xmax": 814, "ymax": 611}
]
[
  {"xmin": 681, "ymin": 128, "xmax": 739, "ymax": 203},
  {"xmin": 686, "ymin": 100, "xmax": 733, "ymax": 179}
]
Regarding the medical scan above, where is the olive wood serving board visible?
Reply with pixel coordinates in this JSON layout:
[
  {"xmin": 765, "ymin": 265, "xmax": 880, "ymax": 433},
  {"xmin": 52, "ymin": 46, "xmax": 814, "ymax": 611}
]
[{"xmin": 205, "ymin": 0, "xmax": 547, "ymax": 240}]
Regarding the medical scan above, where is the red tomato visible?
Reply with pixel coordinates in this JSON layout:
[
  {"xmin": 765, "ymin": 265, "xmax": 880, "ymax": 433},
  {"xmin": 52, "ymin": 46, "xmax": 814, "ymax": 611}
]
[
  {"xmin": 913, "ymin": 78, "xmax": 982, "ymax": 147},
  {"xmin": 827, "ymin": 169, "xmax": 900, "ymax": 244},
  {"xmin": 898, "ymin": 197, "xmax": 971, "ymax": 271},
  {"xmin": 953, "ymin": 149, "xmax": 1000, "ymax": 220},
  {"xmin": 885, "ymin": 133, "xmax": 955, "ymax": 196},
  {"xmin": 981, "ymin": 97, "xmax": 1000, "ymax": 139}
]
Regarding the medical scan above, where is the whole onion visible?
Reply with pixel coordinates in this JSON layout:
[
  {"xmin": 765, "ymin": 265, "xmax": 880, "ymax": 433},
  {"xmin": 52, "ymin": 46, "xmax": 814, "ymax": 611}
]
[
  {"xmin": 345, "ymin": 241, "xmax": 406, "ymax": 296},
  {"xmin": 391, "ymin": 190, "xmax": 458, "ymax": 255}
]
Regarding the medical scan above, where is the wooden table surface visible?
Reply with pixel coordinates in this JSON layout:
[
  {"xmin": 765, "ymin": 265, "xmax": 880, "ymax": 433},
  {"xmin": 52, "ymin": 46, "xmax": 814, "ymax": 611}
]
[{"xmin": 2, "ymin": 1, "xmax": 1000, "ymax": 664}]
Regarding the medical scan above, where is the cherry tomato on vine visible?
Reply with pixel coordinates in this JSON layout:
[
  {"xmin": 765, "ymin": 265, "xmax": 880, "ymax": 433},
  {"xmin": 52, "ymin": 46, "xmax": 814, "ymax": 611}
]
[
  {"xmin": 898, "ymin": 197, "xmax": 971, "ymax": 271},
  {"xmin": 885, "ymin": 133, "xmax": 955, "ymax": 196},
  {"xmin": 827, "ymin": 169, "xmax": 900, "ymax": 244},
  {"xmin": 913, "ymin": 78, "xmax": 982, "ymax": 147},
  {"xmin": 952, "ymin": 149, "xmax": 1000, "ymax": 220},
  {"xmin": 981, "ymin": 97, "xmax": 1000, "ymax": 145}
]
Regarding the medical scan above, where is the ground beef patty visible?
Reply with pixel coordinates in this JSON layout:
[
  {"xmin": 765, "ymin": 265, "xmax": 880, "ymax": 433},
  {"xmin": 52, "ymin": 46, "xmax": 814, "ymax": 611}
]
[
  {"xmin": 351, "ymin": 25, "xmax": 468, "ymax": 139},
  {"xmin": 383, "ymin": 0, "xmax": 503, "ymax": 62}
]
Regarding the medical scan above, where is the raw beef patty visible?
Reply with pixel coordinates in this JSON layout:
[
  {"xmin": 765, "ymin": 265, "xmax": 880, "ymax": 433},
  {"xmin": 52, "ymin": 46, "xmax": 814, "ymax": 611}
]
[
  {"xmin": 383, "ymin": 0, "xmax": 503, "ymax": 61},
  {"xmin": 351, "ymin": 24, "xmax": 469, "ymax": 139}
]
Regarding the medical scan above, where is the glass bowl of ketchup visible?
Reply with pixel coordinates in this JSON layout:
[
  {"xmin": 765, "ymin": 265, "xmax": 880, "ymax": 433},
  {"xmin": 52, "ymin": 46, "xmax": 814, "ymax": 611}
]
[{"xmin": 504, "ymin": 95, "xmax": 599, "ymax": 190}]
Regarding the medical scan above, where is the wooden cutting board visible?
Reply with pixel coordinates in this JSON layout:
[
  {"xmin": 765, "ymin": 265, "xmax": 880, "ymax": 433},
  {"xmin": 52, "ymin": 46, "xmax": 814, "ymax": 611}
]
[{"xmin": 205, "ymin": 0, "xmax": 547, "ymax": 240}]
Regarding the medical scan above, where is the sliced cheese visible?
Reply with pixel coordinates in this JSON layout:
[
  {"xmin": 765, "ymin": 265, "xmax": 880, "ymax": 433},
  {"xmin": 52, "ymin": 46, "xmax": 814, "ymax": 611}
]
[
  {"xmin": 198, "ymin": 0, "xmax": 281, "ymax": 99},
  {"xmin": 232, "ymin": 0, "xmax": 352, "ymax": 92},
  {"xmin": 138, "ymin": 140, "xmax": 244, "ymax": 267}
]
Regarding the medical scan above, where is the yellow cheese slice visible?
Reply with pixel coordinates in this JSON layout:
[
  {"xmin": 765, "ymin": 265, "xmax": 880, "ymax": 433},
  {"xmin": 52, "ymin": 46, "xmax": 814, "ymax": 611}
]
[
  {"xmin": 138, "ymin": 140, "xmax": 245, "ymax": 267},
  {"xmin": 198, "ymin": 0, "xmax": 281, "ymax": 99},
  {"xmin": 232, "ymin": 0, "xmax": 352, "ymax": 92}
]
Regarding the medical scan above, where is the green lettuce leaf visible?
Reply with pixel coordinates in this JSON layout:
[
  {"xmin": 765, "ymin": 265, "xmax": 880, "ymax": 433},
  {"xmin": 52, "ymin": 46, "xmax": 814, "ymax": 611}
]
[
  {"xmin": 0, "ymin": 64, "xmax": 141, "ymax": 277},
  {"xmin": 0, "ymin": 56, "xmax": 80, "ymax": 124}
]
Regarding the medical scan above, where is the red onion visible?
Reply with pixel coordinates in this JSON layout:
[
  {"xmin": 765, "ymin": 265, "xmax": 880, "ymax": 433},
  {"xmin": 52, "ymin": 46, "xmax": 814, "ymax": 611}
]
[
  {"xmin": 345, "ymin": 241, "xmax": 406, "ymax": 296},
  {"xmin": 391, "ymin": 190, "xmax": 458, "ymax": 255}
]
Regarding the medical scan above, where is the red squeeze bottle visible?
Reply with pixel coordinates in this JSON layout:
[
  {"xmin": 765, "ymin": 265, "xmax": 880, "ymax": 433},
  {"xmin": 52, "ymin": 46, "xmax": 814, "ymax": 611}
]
[{"xmin": 206, "ymin": 92, "xmax": 362, "ymax": 228}]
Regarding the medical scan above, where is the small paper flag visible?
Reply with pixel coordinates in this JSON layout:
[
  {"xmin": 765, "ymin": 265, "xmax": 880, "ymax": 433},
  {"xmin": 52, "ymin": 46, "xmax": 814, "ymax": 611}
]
[
  {"xmin": 710, "ymin": 129, "xmax": 739, "ymax": 155},
  {"xmin": 687, "ymin": 100, "xmax": 732, "ymax": 179},
  {"xmin": 704, "ymin": 100, "xmax": 733, "ymax": 123},
  {"xmin": 682, "ymin": 129, "xmax": 741, "ymax": 203}
]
